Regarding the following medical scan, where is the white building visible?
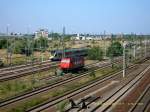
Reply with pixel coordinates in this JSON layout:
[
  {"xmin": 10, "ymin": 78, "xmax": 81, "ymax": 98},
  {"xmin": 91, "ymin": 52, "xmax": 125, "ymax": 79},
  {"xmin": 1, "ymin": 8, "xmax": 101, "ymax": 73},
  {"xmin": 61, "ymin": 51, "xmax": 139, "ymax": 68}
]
[
  {"xmin": 72, "ymin": 34, "xmax": 87, "ymax": 40},
  {"xmin": 35, "ymin": 29, "xmax": 48, "ymax": 39}
]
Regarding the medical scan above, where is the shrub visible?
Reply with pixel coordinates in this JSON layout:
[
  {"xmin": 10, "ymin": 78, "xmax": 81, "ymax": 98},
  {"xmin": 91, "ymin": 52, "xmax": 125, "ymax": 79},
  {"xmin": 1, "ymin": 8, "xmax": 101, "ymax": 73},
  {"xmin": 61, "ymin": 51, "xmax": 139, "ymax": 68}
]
[
  {"xmin": 87, "ymin": 46, "xmax": 103, "ymax": 61},
  {"xmin": 13, "ymin": 39, "xmax": 33, "ymax": 56},
  {"xmin": 106, "ymin": 41, "xmax": 123, "ymax": 57},
  {"xmin": 0, "ymin": 38, "xmax": 8, "ymax": 49},
  {"xmin": 57, "ymin": 101, "xmax": 68, "ymax": 112},
  {"xmin": 34, "ymin": 37, "xmax": 49, "ymax": 51},
  {"xmin": 89, "ymin": 70, "xmax": 96, "ymax": 78}
]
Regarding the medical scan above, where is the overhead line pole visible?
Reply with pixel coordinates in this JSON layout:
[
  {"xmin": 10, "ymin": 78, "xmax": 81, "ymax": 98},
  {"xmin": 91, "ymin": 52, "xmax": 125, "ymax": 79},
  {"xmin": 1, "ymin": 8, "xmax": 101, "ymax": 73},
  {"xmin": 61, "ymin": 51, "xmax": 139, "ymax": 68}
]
[
  {"xmin": 145, "ymin": 36, "xmax": 147, "ymax": 58},
  {"xmin": 62, "ymin": 26, "xmax": 65, "ymax": 58},
  {"xmin": 6, "ymin": 24, "xmax": 9, "ymax": 65},
  {"xmin": 123, "ymin": 41, "xmax": 126, "ymax": 78}
]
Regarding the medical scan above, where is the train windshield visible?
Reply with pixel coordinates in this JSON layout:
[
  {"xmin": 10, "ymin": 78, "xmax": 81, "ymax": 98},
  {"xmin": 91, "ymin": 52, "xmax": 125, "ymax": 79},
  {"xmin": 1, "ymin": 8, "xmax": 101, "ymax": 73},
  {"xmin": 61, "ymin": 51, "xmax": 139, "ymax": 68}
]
[{"xmin": 61, "ymin": 59, "xmax": 70, "ymax": 63}]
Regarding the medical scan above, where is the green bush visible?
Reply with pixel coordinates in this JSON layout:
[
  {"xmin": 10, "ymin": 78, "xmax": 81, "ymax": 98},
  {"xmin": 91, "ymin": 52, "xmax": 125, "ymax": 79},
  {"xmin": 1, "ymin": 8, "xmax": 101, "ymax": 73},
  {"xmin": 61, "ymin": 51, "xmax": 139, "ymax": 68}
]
[
  {"xmin": 13, "ymin": 39, "xmax": 33, "ymax": 56},
  {"xmin": 49, "ymin": 33, "xmax": 61, "ymax": 40},
  {"xmin": 57, "ymin": 101, "xmax": 69, "ymax": 112},
  {"xmin": 87, "ymin": 46, "xmax": 103, "ymax": 61},
  {"xmin": 13, "ymin": 41, "xmax": 24, "ymax": 54},
  {"xmin": 34, "ymin": 37, "xmax": 49, "ymax": 51},
  {"xmin": 89, "ymin": 70, "xmax": 96, "ymax": 78},
  {"xmin": 0, "ymin": 58, "xmax": 4, "ymax": 67},
  {"xmin": 0, "ymin": 38, "xmax": 8, "ymax": 49},
  {"xmin": 107, "ymin": 41, "xmax": 123, "ymax": 57}
]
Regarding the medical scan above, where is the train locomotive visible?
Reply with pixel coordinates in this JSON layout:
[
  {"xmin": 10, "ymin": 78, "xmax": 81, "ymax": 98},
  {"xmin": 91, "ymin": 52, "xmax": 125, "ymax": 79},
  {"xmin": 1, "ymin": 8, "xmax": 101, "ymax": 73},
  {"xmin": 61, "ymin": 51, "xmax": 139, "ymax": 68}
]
[
  {"xmin": 53, "ymin": 48, "xmax": 88, "ymax": 75},
  {"xmin": 57, "ymin": 56, "xmax": 85, "ymax": 75}
]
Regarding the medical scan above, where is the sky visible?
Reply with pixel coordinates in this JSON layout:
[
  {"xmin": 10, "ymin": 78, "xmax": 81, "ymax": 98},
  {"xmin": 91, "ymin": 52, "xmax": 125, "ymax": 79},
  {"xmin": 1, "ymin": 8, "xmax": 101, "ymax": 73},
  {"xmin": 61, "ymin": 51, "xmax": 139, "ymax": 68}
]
[{"xmin": 0, "ymin": 0, "xmax": 150, "ymax": 34}]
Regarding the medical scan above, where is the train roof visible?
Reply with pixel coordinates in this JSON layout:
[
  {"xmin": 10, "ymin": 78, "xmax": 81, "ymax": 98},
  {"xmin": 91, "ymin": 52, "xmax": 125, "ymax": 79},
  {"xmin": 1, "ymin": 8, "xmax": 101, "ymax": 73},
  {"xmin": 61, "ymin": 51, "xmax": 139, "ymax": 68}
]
[{"xmin": 51, "ymin": 48, "xmax": 88, "ymax": 53}]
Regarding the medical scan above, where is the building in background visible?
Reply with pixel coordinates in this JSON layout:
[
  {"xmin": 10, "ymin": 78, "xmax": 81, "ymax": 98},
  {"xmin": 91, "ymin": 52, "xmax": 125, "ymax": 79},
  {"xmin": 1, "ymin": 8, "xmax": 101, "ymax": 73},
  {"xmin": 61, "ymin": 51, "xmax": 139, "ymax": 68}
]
[
  {"xmin": 72, "ymin": 34, "xmax": 86, "ymax": 40},
  {"xmin": 35, "ymin": 29, "xmax": 48, "ymax": 39}
]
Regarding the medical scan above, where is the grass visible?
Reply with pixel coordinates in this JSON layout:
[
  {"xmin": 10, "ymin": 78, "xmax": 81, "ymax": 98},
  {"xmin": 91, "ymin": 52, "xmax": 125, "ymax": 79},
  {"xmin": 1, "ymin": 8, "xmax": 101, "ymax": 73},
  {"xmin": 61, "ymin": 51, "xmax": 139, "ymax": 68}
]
[
  {"xmin": 56, "ymin": 101, "xmax": 69, "ymax": 112},
  {"xmin": 7, "ymin": 64, "xmax": 121, "ymax": 112},
  {"xmin": 10, "ymin": 98, "xmax": 47, "ymax": 112},
  {"xmin": 0, "ymin": 79, "xmax": 35, "ymax": 100},
  {"xmin": 0, "ymin": 69, "xmax": 56, "ymax": 100}
]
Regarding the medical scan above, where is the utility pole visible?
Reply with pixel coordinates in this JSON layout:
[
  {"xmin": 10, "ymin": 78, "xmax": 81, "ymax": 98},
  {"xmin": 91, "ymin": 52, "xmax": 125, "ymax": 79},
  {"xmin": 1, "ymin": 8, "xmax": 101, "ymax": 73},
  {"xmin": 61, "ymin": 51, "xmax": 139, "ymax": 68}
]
[
  {"xmin": 144, "ymin": 36, "xmax": 147, "ymax": 58},
  {"xmin": 31, "ymin": 36, "xmax": 35, "ymax": 89},
  {"xmin": 62, "ymin": 26, "xmax": 66, "ymax": 58},
  {"xmin": 110, "ymin": 34, "xmax": 114, "ymax": 68},
  {"xmin": 104, "ymin": 30, "xmax": 106, "ymax": 59},
  {"xmin": 10, "ymin": 37, "xmax": 14, "ymax": 69},
  {"xmin": 140, "ymin": 36, "xmax": 143, "ymax": 58},
  {"xmin": 123, "ymin": 41, "xmax": 126, "ymax": 78},
  {"xmin": 26, "ymin": 25, "xmax": 30, "ymax": 64},
  {"xmin": 6, "ymin": 24, "xmax": 10, "ymax": 65},
  {"xmin": 133, "ymin": 45, "xmax": 136, "ymax": 58}
]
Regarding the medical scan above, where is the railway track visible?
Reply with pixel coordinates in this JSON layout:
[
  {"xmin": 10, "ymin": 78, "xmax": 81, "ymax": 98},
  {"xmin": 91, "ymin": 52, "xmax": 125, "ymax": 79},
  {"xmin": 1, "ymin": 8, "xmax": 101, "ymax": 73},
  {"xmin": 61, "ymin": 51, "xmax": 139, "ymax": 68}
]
[
  {"xmin": 26, "ymin": 58, "xmax": 150, "ymax": 112},
  {"xmin": 0, "ymin": 60, "xmax": 52, "ymax": 72},
  {"xmin": 90, "ymin": 65, "xmax": 150, "ymax": 112},
  {"xmin": 144, "ymin": 100, "xmax": 150, "ymax": 112},
  {"xmin": 0, "ymin": 61, "xmax": 59, "ymax": 82},
  {"xmin": 25, "ymin": 64, "xmax": 136, "ymax": 112},
  {"xmin": 0, "ymin": 60, "xmax": 104, "ymax": 82},
  {"xmin": 0, "ymin": 61, "xmax": 57, "ymax": 76},
  {"xmin": 0, "ymin": 57, "xmax": 123, "ymax": 82},
  {"xmin": 128, "ymin": 84, "xmax": 150, "ymax": 112},
  {"xmin": 0, "ymin": 60, "xmax": 121, "ymax": 109},
  {"xmin": 107, "ymin": 64, "xmax": 150, "ymax": 112}
]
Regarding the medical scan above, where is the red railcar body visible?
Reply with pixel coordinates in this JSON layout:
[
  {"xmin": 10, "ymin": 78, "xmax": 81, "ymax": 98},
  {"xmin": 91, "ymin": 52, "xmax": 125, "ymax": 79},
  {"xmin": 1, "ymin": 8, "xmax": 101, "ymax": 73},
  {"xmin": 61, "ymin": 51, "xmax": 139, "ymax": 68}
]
[{"xmin": 60, "ymin": 57, "xmax": 84, "ymax": 71}]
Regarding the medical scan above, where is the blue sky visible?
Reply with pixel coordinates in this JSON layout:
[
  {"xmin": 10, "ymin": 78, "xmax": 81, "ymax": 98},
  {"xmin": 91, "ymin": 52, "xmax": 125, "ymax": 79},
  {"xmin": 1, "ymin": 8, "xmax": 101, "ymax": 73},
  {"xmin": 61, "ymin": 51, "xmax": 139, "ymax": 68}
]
[{"xmin": 0, "ymin": 0, "xmax": 150, "ymax": 34}]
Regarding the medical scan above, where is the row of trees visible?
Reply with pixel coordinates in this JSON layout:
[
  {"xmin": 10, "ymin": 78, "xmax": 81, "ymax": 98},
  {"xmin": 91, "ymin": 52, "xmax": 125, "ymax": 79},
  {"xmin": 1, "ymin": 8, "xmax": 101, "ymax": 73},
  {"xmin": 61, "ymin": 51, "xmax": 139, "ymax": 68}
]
[
  {"xmin": 0, "ymin": 37, "xmax": 49, "ymax": 56},
  {"xmin": 49, "ymin": 33, "xmax": 72, "ymax": 41},
  {"xmin": 87, "ymin": 41, "xmax": 123, "ymax": 61}
]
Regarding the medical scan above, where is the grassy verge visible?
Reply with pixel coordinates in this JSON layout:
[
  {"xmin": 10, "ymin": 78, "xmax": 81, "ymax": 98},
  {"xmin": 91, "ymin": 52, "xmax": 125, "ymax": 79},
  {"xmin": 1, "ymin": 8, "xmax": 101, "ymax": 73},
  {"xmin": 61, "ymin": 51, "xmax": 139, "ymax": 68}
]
[{"xmin": 0, "ymin": 69, "xmax": 56, "ymax": 100}]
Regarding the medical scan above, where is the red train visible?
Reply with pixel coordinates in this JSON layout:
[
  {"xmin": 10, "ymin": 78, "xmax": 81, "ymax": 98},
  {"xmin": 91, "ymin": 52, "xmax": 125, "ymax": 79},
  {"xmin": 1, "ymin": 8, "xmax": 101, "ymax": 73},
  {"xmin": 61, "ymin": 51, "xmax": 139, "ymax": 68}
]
[{"xmin": 59, "ymin": 56, "xmax": 84, "ymax": 72}]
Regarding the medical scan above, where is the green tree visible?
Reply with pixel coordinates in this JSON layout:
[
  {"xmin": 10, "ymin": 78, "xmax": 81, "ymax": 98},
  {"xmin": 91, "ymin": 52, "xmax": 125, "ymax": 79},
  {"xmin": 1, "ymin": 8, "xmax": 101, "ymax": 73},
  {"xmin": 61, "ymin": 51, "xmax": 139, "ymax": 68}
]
[
  {"xmin": 13, "ymin": 41, "xmax": 24, "ymax": 54},
  {"xmin": 107, "ymin": 41, "xmax": 123, "ymax": 57},
  {"xmin": 49, "ymin": 33, "xmax": 61, "ymax": 40},
  {"xmin": 34, "ymin": 37, "xmax": 49, "ymax": 51},
  {"xmin": 64, "ymin": 35, "xmax": 71, "ymax": 41},
  {"xmin": 0, "ymin": 38, "xmax": 8, "ymax": 49},
  {"xmin": 87, "ymin": 46, "xmax": 103, "ymax": 61},
  {"xmin": 13, "ymin": 39, "xmax": 33, "ymax": 56}
]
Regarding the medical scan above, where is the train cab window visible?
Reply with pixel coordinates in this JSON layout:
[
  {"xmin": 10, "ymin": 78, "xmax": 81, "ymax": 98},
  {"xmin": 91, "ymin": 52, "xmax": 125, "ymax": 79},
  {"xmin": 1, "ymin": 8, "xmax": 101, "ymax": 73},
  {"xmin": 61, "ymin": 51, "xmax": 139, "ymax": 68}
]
[
  {"xmin": 61, "ymin": 59, "xmax": 70, "ymax": 63},
  {"xmin": 53, "ymin": 53, "xmax": 57, "ymax": 57}
]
